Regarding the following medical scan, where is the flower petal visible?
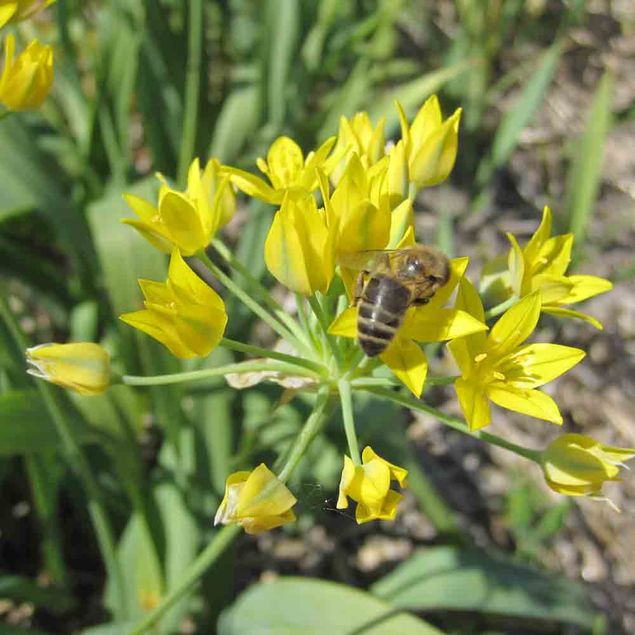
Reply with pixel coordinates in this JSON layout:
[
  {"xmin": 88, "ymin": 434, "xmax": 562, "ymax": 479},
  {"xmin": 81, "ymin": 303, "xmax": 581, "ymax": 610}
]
[
  {"xmin": 503, "ymin": 343, "xmax": 585, "ymax": 388},
  {"xmin": 427, "ymin": 257, "xmax": 469, "ymax": 309},
  {"xmin": 402, "ymin": 308, "xmax": 487, "ymax": 343},
  {"xmin": 523, "ymin": 205, "xmax": 552, "ymax": 265},
  {"xmin": 380, "ymin": 337, "xmax": 428, "ymax": 397},
  {"xmin": 222, "ymin": 166, "xmax": 281, "ymax": 204},
  {"xmin": 542, "ymin": 306, "xmax": 604, "ymax": 330},
  {"xmin": 487, "ymin": 384, "xmax": 563, "ymax": 424},
  {"xmin": 455, "ymin": 377, "xmax": 491, "ymax": 431},
  {"xmin": 506, "ymin": 233, "xmax": 525, "ymax": 296},
  {"xmin": 488, "ymin": 292, "xmax": 541, "ymax": 357},
  {"xmin": 328, "ymin": 307, "xmax": 358, "ymax": 338},
  {"xmin": 557, "ymin": 275, "xmax": 613, "ymax": 304}
]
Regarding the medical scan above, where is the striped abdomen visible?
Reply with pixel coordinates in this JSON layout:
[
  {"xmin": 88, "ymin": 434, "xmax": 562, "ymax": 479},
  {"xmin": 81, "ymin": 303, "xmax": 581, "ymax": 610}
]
[{"xmin": 357, "ymin": 275, "xmax": 411, "ymax": 357}]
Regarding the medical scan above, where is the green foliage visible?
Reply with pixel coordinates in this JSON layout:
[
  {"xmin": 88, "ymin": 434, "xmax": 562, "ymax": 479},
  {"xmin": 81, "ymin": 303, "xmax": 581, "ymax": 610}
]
[{"xmin": 0, "ymin": 1, "xmax": 618, "ymax": 633}]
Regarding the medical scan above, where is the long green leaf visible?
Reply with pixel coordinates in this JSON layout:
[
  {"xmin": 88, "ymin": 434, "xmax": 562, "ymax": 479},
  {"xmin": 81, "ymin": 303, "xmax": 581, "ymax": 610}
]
[
  {"xmin": 219, "ymin": 577, "xmax": 443, "ymax": 635},
  {"xmin": 371, "ymin": 545, "xmax": 599, "ymax": 629},
  {"xmin": 565, "ymin": 70, "xmax": 613, "ymax": 250}
]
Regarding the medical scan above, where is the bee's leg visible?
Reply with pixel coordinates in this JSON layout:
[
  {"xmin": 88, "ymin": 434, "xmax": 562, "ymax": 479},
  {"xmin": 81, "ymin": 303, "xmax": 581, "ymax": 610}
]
[
  {"xmin": 353, "ymin": 271, "xmax": 368, "ymax": 305},
  {"xmin": 412, "ymin": 296, "xmax": 431, "ymax": 306}
]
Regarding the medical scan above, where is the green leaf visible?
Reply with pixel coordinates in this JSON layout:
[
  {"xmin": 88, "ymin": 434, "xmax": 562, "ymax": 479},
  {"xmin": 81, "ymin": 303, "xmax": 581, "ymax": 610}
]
[
  {"xmin": 87, "ymin": 178, "xmax": 166, "ymax": 316},
  {"xmin": 265, "ymin": 0, "xmax": 300, "ymax": 127},
  {"xmin": 219, "ymin": 577, "xmax": 443, "ymax": 635},
  {"xmin": 371, "ymin": 545, "xmax": 598, "ymax": 628},
  {"xmin": 0, "ymin": 575, "xmax": 75, "ymax": 613},
  {"xmin": 0, "ymin": 390, "xmax": 95, "ymax": 455},
  {"xmin": 482, "ymin": 40, "xmax": 563, "ymax": 180},
  {"xmin": 209, "ymin": 85, "xmax": 262, "ymax": 163},
  {"xmin": 565, "ymin": 70, "xmax": 613, "ymax": 251}
]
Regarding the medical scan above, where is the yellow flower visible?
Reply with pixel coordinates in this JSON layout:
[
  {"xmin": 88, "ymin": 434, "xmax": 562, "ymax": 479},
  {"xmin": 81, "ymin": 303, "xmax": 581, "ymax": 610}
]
[
  {"xmin": 0, "ymin": 0, "xmax": 54, "ymax": 28},
  {"xmin": 120, "ymin": 249, "xmax": 227, "ymax": 359},
  {"xmin": 325, "ymin": 111, "xmax": 386, "ymax": 185},
  {"xmin": 336, "ymin": 447, "xmax": 408, "ymax": 524},
  {"xmin": 123, "ymin": 158, "xmax": 235, "ymax": 256},
  {"xmin": 329, "ymin": 258, "xmax": 487, "ymax": 397},
  {"xmin": 506, "ymin": 206, "xmax": 612, "ymax": 329},
  {"xmin": 394, "ymin": 95, "xmax": 462, "ymax": 189},
  {"xmin": 542, "ymin": 434, "xmax": 635, "ymax": 505},
  {"xmin": 214, "ymin": 464, "xmax": 296, "ymax": 534},
  {"xmin": 449, "ymin": 280, "xmax": 585, "ymax": 431},
  {"xmin": 264, "ymin": 191, "xmax": 334, "ymax": 296},
  {"xmin": 222, "ymin": 135, "xmax": 335, "ymax": 205},
  {"xmin": 0, "ymin": 34, "xmax": 53, "ymax": 111},
  {"xmin": 26, "ymin": 342, "xmax": 110, "ymax": 395}
]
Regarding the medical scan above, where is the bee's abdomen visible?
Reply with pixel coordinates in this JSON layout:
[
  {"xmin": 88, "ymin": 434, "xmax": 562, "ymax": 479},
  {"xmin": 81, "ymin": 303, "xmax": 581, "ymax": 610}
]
[{"xmin": 357, "ymin": 276, "xmax": 410, "ymax": 357}]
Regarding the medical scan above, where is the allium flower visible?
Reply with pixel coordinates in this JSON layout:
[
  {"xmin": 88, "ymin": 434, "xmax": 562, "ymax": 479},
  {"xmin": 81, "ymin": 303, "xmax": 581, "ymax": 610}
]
[
  {"xmin": 330, "ymin": 258, "xmax": 487, "ymax": 397},
  {"xmin": 214, "ymin": 464, "xmax": 296, "ymax": 534},
  {"xmin": 0, "ymin": 34, "xmax": 53, "ymax": 111},
  {"xmin": 506, "ymin": 206, "xmax": 612, "ymax": 328},
  {"xmin": 542, "ymin": 434, "xmax": 635, "ymax": 505},
  {"xmin": 26, "ymin": 342, "xmax": 110, "ymax": 395},
  {"xmin": 326, "ymin": 111, "xmax": 386, "ymax": 184},
  {"xmin": 337, "ymin": 446, "xmax": 408, "ymax": 524},
  {"xmin": 120, "ymin": 249, "xmax": 227, "ymax": 358},
  {"xmin": 392, "ymin": 95, "xmax": 462, "ymax": 190},
  {"xmin": 222, "ymin": 135, "xmax": 335, "ymax": 204},
  {"xmin": 123, "ymin": 158, "xmax": 235, "ymax": 256},
  {"xmin": 449, "ymin": 279, "xmax": 585, "ymax": 431},
  {"xmin": 264, "ymin": 191, "xmax": 334, "ymax": 296}
]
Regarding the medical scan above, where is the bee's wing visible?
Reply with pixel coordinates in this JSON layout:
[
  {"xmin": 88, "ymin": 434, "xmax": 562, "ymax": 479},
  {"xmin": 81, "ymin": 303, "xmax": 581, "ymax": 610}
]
[{"xmin": 337, "ymin": 249, "xmax": 403, "ymax": 272}]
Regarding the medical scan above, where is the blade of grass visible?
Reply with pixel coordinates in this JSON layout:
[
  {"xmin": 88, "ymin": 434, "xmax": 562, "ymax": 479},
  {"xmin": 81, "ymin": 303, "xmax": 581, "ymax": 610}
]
[{"xmin": 565, "ymin": 69, "xmax": 613, "ymax": 256}]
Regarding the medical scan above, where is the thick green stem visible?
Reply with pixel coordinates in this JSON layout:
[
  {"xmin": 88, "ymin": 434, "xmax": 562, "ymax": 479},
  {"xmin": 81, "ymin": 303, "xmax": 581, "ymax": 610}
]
[
  {"xmin": 362, "ymin": 386, "xmax": 541, "ymax": 462},
  {"xmin": 0, "ymin": 298, "xmax": 129, "ymax": 620},
  {"xmin": 220, "ymin": 337, "xmax": 323, "ymax": 374},
  {"xmin": 308, "ymin": 294, "xmax": 340, "ymax": 366},
  {"xmin": 338, "ymin": 380, "xmax": 361, "ymax": 464},
  {"xmin": 277, "ymin": 387, "xmax": 333, "ymax": 483},
  {"xmin": 122, "ymin": 360, "xmax": 318, "ymax": 387},
  {"xmin": 485, "ymin": 295, "xmax": 518, "ymax": 320},
  {"xmin": 129, "ymin": 525, "xmax": 241, "ymax": 635},
  {"xmin": 177, "ymin": 0, "xmax": 203, "ymax": 185}
]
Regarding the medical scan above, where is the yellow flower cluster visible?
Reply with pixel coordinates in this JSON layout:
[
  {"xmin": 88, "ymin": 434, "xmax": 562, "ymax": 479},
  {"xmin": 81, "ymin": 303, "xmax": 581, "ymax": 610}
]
[
  {"xmin": 0, "ymin": 2, "xmax": 55, "ymax": 112},
  {"xmin": 24, "ymin": 92, "xmax": 626, "ymax": 533}
]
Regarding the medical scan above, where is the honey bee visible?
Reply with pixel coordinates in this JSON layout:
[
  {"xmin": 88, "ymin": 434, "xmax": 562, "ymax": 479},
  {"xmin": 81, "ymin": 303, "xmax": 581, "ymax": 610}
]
[{"xmin": 340, "ymin": 245, "xmax": 450, "ymax": 357}]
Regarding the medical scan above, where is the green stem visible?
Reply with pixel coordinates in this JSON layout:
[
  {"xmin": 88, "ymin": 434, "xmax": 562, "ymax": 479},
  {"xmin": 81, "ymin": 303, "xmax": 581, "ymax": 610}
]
[
  {"xmin": 277, "ymin": 387, "xmax": 333, "ymax": 483},
  {"xmin": 338, "ymin": 380, "xmax": 361, "ymax": 464},
  {"xmin": 197, "ymin": 251, "xmax": 307, "ymax": 353},
  {"xmin": 122, "ymin": 360, "xmax": 318, "ymax": 387},
  {"xmin": 213, "ymin": 239, "xmax": 308, "ymax": 342},
  {"xmin": 129, "ymin": 525, "xmax": 241, "ymax": 635},
  {"xmin": 177, "ymin": 0, "xmax": 203, "ymax": 186},
  {"xmin": 362, "ymin": 386, "xmax": 541, "ymax": 462},
  {"xmin": 0, "ymin": 298, "xmax": 129, "ymax": 619},
  {"xmin": 308, "ymin": 294, "xmax": 340, "ymax": 366},
  {"xmin": 220, "ymin": 337, "xmax": 323, "ymax": 374},
  {"xmin": 485, "ymin": 295, "xmax": 518, "ymax": 320}
]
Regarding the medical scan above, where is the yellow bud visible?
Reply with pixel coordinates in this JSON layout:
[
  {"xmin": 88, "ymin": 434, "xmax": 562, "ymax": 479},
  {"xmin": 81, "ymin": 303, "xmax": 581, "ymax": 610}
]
[
  {"xmin": 26, "ymin": 342, "xmax": 110, "ymax": 395},
  {"xmin": 0, "ymin": 34, "xmax": 53, "ymax": 112},
  {"xmin": 336, "ymin": 447, "xmax": 407, "ymax": 524},
  {"xmin": 542, "ymin": 434, "xmax": 635, "ymax": 502},
  {"xmin": 264, "ymin": 192, "xmax": 334, "ymax": 296},
  {"xmin": 214, "ymin": 464, "xmax": 296, "ymax": 534}
]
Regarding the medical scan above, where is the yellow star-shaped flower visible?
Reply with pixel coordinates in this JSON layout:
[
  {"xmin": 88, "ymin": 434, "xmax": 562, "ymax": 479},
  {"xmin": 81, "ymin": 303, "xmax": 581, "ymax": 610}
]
[
  {"xmin": 329, "ymin": 258, "xmax": 487, "ymax": 397},
  {"xmin": 449, "ymin": 278, "xmax": 585, "ymax": 431}
]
